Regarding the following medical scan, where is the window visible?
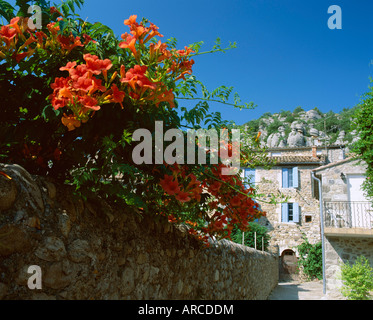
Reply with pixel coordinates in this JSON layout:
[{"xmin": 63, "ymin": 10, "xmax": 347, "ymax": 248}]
[
  {"xmin": 312, "ymin": 174, "xmax": 321, "ymax": 200},
  {"xmin": 244, "ymin": 168, "xmax": 255, "ymax": 188},
  {"xmin": 281, "ymin": 203, "xmax": 300, "ymax": 223},
  {"xmin": 305, "ymin": 215, "xmax": 312, "ymax": 223},
  {"xmin": 282, "ymin": 167, "xmax": 299, "ymax": 188},
  {"xmin": 288, "ymin": 203, "xmax": 294, "ymax": 221}
]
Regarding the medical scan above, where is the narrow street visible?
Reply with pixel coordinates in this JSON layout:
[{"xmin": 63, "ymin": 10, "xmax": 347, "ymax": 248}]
[{"xmin": 268, "ymin": 280, "xmax": 341, "ymax": 300}]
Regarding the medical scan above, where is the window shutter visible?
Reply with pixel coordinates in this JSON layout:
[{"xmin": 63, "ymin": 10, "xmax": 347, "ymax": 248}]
[
  {"xmin": 244, "ymin": 169, "xmax": 255, "ymax": 188},
  {"xmin": 244, "ymin": 169, "xmax": 250, "ymax": 188},
  {"xmin": 293, "ymin": 203, "xmax": 300, "ymax": 223},
  {"xmin": 249, "ymin": 169, "xmax": 255, "ymax": 185},
  {"xmin": 282, "ymin": 168, "xmax": 289, "ymax": 188},
  {"xmin": 240, "ymin": 168, "xmax": 246, "ymax": 185},
  {"xmin": 292, "ymin": 167, "xmax": 299, "ymax": 188},
  {"xmin": 281, "ymin": 203, "xmax": 289, "ymax": 222}
]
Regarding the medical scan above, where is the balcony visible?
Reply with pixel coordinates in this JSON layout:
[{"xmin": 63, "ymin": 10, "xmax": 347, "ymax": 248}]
[{"xmin": 323, "ymin": 201, "xmax": 373, "ymax": 238}]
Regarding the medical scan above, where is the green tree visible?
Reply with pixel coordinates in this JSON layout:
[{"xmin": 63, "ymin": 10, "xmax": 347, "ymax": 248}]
[
  {"xmin": 231, "ymin": 222, "xmax": 270, "ymax": 251},
  {"xmin": 266, "ymin": 118, "xmax": 283, "ymax": 136},
  {"xmin": 279, "ymin": 109, "xmax": 291, "ymax": 118},
  {"xmin": 352, "ymin": 82, "xmax": 373, "ymax": 200},
  {"xmin": 284, "ymin": 114, "xmax": 295, "ymax": 124},
  {"xmin": 293, "ymin": 106, "xmax": 304, "ymax": 114},
  {"xmin": 312, "ymin": 107, "xmax": 323, "ymax": 116},
  {"xmin": 242, "ymin": 118, "xmax": 260, "ymax": 135}
]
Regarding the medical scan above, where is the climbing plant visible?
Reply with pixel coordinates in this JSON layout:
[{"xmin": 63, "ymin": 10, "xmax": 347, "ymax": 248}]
[
  {"xmin": 297, "ymin": 238, "xmax": 322, "ymax": 280},
  {"xmin": 352, "ymin": 81, "xmax": 373, "ymax": 201},
  {"xmin": 0, "ymin": 0, "xmax": 271, "ymax": 245}
]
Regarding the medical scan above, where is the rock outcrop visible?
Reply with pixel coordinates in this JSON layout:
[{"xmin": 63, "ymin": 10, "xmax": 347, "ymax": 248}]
[{"xmin": 241, "ymin": 108, "xmax": 358, "ymax": 148}]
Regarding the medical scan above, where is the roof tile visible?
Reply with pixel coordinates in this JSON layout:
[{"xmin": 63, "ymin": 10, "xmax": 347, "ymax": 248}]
[{"xmin": 270, "ymin": 155, "xmax": 326, "ymax": 165}]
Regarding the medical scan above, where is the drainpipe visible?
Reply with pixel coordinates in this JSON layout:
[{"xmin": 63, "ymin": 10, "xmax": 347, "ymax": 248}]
[{"xmin": 311, "ymin": 171, "xmax": 326, "ymax": 295}]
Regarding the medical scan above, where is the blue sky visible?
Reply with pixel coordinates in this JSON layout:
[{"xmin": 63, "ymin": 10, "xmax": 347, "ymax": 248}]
[
  {"xmin": 76, "ymin": 0, "xmax": 373, "ymax": 124},
  {"xmin": 9, "ymin": 0, "xmax": 373, "ymax": 124}
]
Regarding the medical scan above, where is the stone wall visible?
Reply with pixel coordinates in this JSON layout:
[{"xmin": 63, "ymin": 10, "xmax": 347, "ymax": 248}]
[
  {"xmin": 324, "ymin": 236, "xmax": 373, "ymax": 299},
  {"xmin": 314, "ymin": 158, "xmax": 367, "ymax": 202},
  {"xmin": 0, "ymin": 163, "xmax": 278, "ymax": 300}
]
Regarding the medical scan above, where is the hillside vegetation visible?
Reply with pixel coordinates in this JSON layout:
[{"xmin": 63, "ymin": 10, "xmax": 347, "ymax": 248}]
[{"xmin": 236, "ymin": 106, "xmax": 358, "ymax": 148}]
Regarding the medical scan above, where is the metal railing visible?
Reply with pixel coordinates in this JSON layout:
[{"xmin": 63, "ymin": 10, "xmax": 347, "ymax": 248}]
[{"xmin": 324, "ymin": 201, "xmax": 373, "ymax": 229}]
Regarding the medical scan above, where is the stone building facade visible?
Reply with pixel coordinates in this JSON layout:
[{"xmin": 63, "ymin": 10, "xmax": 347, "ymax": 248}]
[
  {"xmin": 313, "ymin": 158, "xmax": 373, "ymax": 298},
  {"xmin": 242, "ymin": 145, "xmax": 346, "ymax": 279}
]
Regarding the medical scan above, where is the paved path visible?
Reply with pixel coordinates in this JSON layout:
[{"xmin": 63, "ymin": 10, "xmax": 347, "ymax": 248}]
[{"xmin": 268, "ymin": 280, "xmax": 341, "ymax": 300}]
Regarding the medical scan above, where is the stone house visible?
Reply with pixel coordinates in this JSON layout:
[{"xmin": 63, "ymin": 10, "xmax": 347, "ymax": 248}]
[
  {"xmin": 312, "ymin": 157, "xmax": 373, "ymax": 298},
  {"xmin": 241, "ymin": 144, "xmax": 346, "ymax": 279}
]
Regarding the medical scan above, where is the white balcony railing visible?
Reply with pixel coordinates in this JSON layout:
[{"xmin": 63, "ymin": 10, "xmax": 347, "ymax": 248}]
[{"xmin": 324, "ymin": 201, "xmax": 373, "ymax": 229}]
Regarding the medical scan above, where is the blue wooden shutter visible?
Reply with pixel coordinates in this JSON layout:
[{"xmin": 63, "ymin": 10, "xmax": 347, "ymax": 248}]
[
  {"xmin": 244, "ymin": 168, "xmax": 255, "ymax": 188},
  {"xmin": 281, "ymin": 203, "xmax": 289, "ymax": 222},
  {"xmin": 249, "ymin": 169, "xmax": 255, "ymax": 185},
  {"xmin": 293, "ymin": 202, "xmax": 300, "ymax": 223},
  {"xmin": 244, "ymin": 169, "xmax": 250, "ymax": 188},
  {"xmin": 282, "ymin": 168, "xmax": 289, "ymax": 188},
  {"xmin": 292, "ymin": 167, "xmax": 299, "ymax": 188}
]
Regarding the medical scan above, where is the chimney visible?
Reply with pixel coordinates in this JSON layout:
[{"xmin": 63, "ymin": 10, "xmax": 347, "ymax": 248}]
[{"xmin": 312, "ymin": 145, "xmax": 317, "ymax": 158}]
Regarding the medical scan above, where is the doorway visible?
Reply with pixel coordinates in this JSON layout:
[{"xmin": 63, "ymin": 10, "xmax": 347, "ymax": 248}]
[{"xmin": 280, "ymin": 249, "xmax": 298, "ymax": 280}]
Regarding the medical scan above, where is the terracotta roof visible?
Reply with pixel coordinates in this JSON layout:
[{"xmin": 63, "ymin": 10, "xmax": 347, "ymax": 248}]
[
  {"xmin": 266, "ymin": 144, "xmax": 345, "ymax": 152},
  {"xmin": 270, "ymin": 155, "xmax": 326, "ymax": 165}
]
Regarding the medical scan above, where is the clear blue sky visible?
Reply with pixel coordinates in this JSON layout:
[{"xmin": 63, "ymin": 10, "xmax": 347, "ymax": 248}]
[
  {"xmin": 10, "ymin": 0, "xmax": 373, "ymax": 124},
  {"xmin": 76, "ymin": 0, "xmax": 373, "ymax": 124}
]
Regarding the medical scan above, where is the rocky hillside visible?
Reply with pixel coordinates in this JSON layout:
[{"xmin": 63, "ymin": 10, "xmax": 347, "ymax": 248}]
[{"xmin": 238, "ymin": 106, "xmax": 359, "ymax": 148}]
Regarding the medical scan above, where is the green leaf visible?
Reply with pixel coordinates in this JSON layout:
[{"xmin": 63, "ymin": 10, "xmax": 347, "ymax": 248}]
[
  {"xmin": 61, "ymin": 3, "xmax": 70, "ymax": 17},
  {"xmin": 67, "ymin": 0, "xmax": 76, "ymax": 13},
  {"xmin": 0, "ymin": 0, "xmax": 15, "ymax": 22}
]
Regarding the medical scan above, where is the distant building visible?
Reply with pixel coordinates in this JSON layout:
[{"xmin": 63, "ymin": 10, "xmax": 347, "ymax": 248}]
[
  {"xmin": 312, "ymin": 157, "xmax": 372, "ymax": 298},
  {"xmin": 241, "ymin": 144, "xmax": 346, "ymax": 280}
]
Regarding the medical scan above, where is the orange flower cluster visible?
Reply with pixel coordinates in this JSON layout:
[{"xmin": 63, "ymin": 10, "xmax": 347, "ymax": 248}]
[
  {"xmin": 44, "ymin": 14, "xmax": 195, "ymax": 130},
  {"xmin": 0, "ymin": 15, "xmax": 95, "ymax": 63},
  {"xmin": 119, "ymin": 14, "xmax": 163, "ymax": 60},
  {"xmin": 159, "ymin": 162, "xmax": 264, "ymax": 242},
  {"xmin": 168, "ymin": 47, "xmax": 195, "ymax": 81},
  {"xmin": 159, "ymin": 165, "xmax": 203, "ymax": 204},
  {"xmin": 120, "ymin": 64, "xmax": 156, "ymax": 100},
  {"xmin": 2, "ymin": 10, "xmax": 262, "ymax": 245},
  {"xmin": 49, "ymin": 54, "xmax": 121, "ymax": 130},
  {"xmin": 0, "ymin": 17, "xmax": 36, "ymax": 61},
  {"xmin": 118, "ymin": 63, "xmax": 176, "ymax": 108},
  {"xmin": 117, "ymin": 15, "xmax": 194, "ymax": 107},
  {"xmin": 203, "ymin": 163, "xmax": 263, "ymax": 238}
]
